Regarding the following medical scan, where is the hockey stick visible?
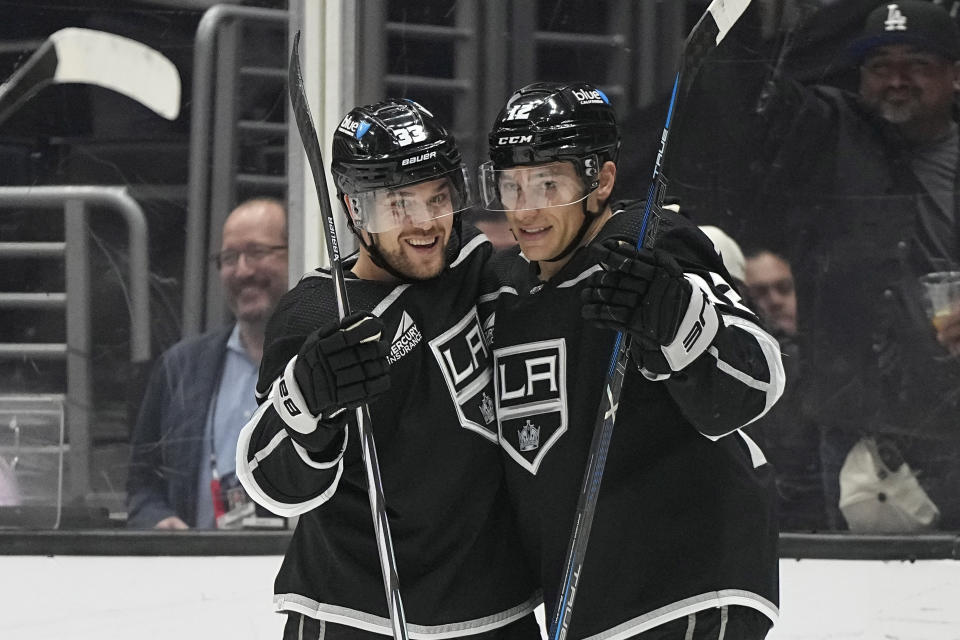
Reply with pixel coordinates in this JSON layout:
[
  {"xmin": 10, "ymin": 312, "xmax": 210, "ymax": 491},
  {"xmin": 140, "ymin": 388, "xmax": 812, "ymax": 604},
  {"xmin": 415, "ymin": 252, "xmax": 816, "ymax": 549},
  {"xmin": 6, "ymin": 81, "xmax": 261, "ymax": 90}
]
[
  {"xmin": 288, "ymin": 32, "xmax": 409, "ymax": 640},
  {"xmin": 0, "ymin": 28, "xmax": 181, "ymax": 125},
  {"xmin": 548, "ymin": 2, "xmax": 753, "ymax": 639}
]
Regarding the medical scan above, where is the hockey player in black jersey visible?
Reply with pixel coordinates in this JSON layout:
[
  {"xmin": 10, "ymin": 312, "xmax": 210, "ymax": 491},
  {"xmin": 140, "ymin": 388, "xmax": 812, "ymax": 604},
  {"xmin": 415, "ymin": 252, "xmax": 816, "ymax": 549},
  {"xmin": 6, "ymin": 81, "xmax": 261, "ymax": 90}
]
[
  {"xmin": 478, "ymin": 82, "xmax": 786, "ymax": 639},
  {"xmin": 236, "ymin": 99, "xmax": 540, "ymax": 640}
]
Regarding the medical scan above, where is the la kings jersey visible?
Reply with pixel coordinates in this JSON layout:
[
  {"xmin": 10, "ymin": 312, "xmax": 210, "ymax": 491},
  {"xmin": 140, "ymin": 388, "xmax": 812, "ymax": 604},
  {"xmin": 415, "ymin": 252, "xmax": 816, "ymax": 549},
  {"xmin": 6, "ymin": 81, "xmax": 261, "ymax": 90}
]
[
  {"xmin": 237, "ymin": 228, "xmax": 540, "ymax": 638},
  {"xmin": 479, "ymin": 203, "xmax": 783, "ymax": 639}
]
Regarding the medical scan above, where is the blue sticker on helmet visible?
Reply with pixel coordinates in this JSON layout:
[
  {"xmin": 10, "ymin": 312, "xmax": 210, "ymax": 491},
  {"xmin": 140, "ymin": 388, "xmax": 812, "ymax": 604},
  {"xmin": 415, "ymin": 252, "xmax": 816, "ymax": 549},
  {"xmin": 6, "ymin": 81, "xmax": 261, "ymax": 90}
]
[
  {"xmin": 356, "ymin": 122, "xmax": 371, "ymax": 139},
  {"xmin": 596, "ymin": 88, "xmax": 610, "ymax": 104}
]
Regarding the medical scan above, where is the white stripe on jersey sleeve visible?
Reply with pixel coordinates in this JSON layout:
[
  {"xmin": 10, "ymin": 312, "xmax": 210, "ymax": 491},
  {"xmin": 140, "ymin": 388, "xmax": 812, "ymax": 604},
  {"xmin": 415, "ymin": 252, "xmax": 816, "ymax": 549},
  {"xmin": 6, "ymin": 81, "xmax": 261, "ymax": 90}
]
[
  {"xmin": 557, "ymin": 264, "xmax": 602, "ymax": 289},
  {"xmin": 235, "ymin": 395, "xmax": 346, "ymax": 517},
  {"xmin": 372, "ymin": 283, "xmax": 411, "ymax": 317},
  {"xmin": 449, "ymin": 232, "xmax": 488, "ymax": 268},
  {"xmin": 706, "ymin": 270, "xmax": 753, "ymax": 315},
  {"xmin": 699, "ymin": 314, "xmax": 785, "ymax": 440},
  {"xmin": 737, "ymin": 429, "xmax": 768, "ymax": 468},
  {"xmin": 245, "ymin": 427, "xmax": 287, "ymax": 472},
  {"xmin": 478, "ymin": 285, "xmax": 518, "ymax": 305}
]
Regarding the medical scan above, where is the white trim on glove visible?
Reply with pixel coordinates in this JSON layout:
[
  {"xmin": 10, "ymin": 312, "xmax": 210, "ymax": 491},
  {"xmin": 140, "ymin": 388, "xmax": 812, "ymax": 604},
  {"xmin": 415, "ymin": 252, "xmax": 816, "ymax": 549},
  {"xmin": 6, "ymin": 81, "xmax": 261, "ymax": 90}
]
[
  {"xmin": 272, "ymin": 355, "xmax": 324, "ymax": 434},
  {"xmin": 659, "ymin": 273, "xmax": 720, "ymax": 372}
]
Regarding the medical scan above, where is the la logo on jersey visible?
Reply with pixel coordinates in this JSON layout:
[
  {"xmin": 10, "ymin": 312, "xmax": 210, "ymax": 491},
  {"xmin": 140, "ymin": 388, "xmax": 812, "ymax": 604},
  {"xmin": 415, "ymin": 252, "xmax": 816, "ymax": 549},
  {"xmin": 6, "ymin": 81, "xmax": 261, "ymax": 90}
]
[
  {"xmin": 428, "ymin": 308, "xmax": 498, "ymax": 441},
  {"xmin": 885, "ymin": 4, "xmax": 907, "ymax": 31},
  {"xmin": 389, "ymin": 311, "xmax": 422, "ymax": 364},
  {"xmin": 494, "ymin": 338, "xmax": 567, "ymax": 474}
]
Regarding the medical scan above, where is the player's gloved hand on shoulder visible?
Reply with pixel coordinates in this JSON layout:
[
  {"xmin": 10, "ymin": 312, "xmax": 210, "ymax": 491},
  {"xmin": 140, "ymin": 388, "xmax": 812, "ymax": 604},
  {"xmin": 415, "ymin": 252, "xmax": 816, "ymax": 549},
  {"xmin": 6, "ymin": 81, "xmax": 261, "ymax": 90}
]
[
  {"xmin": 580, "ymin": 239, "xmax": 718, "ymax": 376},
  {"xmin": 275, "ymin": 311, "xmax": 390, "ymax": 451}
]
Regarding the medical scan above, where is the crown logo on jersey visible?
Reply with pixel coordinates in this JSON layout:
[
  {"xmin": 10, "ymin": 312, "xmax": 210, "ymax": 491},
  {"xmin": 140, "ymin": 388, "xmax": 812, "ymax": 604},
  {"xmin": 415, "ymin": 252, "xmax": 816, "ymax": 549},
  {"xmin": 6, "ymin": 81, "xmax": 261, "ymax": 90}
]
[
  {"xmin": 885, "ymin": 4, "xmax": 907, "ymax": 31},
  {"xmin": 479, "ymin": 392, "xmax": 495, "ymax": 425},
  {"xmin": 518, "ymin": 419, "xmax": 541, "ymax": 451}
]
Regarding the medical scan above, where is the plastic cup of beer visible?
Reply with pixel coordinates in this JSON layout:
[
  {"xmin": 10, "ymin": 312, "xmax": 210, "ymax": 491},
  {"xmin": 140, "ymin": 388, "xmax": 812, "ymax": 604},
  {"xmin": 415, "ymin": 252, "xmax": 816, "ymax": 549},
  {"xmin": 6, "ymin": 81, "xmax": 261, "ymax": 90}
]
[{"xmin": 919, "ymin": 271, "xmax": 960, "ymax": 331}]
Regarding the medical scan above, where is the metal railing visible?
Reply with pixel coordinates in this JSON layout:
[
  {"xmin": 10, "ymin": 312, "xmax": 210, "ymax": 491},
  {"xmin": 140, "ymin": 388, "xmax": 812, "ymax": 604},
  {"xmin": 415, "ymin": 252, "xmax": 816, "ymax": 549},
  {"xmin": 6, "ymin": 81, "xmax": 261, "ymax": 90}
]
[
  {"xmin": 356, "ymin": 0, "xmax": 685, "ymax": 173},
  {"xmin": 0, "ymin": 186, "xmax": 151, "ymax": 499},
  {"xmin": 357, "ymin": 0, "xmax": 483, "ymax": 168},
  {"xmin": 183, "ymin": 4, "xmax": 289, "ymax": 338}
]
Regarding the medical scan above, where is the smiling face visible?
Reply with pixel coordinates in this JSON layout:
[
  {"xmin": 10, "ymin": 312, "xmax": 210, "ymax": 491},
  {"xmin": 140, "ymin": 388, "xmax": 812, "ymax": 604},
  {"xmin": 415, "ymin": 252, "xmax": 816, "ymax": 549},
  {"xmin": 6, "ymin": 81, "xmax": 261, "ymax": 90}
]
[
  {"xmin": 497, "ymin": 161, "xmax": 590, "ymax": 262},
  {"xmin": 859, "ymin": 44, "xmax": 960, "ymax": 138},
  {"xmin": 360, "ymin": 177, "xmax": 455, "ymax": 281},
  {"xmin": 218, "ymin": 200, "xmax": 289, "ymax": 326}
]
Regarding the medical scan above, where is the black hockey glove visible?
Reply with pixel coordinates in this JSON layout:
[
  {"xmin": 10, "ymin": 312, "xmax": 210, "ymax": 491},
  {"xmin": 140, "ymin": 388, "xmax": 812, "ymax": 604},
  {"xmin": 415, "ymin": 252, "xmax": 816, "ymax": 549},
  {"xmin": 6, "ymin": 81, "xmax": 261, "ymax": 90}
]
[
  {"xmin": 274, "ymin": 311, "xmax": 390, "ymax": 452},
  {"xmin": 294, "ymin": 311, "xmax": 391, "ymax": 415},
  {"xmin": 581, "ymin": 239, "xmax": 717, "ymax": 375}
]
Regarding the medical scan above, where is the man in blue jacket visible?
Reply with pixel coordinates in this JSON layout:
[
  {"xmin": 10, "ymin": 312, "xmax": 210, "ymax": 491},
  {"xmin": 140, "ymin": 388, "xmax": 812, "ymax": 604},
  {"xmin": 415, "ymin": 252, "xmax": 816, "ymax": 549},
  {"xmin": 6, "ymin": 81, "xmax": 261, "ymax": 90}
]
[{"xmin": 126, "ymin": 197, "xmax": 288, "ymax": 528}]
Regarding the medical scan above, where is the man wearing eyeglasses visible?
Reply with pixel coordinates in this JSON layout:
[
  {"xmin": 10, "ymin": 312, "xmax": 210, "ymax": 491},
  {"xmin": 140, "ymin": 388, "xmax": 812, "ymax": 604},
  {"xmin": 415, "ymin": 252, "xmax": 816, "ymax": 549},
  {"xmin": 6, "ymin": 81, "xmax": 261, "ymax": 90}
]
[{"xmin": 126, "ymin": 197, "xmax": 288, "ymax": 529}]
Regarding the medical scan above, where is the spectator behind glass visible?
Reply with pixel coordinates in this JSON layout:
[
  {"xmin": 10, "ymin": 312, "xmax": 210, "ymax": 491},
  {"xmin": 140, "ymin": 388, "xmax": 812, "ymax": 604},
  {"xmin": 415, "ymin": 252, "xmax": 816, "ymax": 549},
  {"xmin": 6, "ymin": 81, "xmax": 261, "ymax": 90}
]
[
  {"xmin": 744, "ymin": 0, "xmax": 960, "ymax": 530},
  {"xmin": 744, "ymin": 247, "xmax": 829, "ymax": 530},
  {"xmin": 745, "ymin": 249, "xmax": 797, "ymax": 338},
  {"xmin": 126, "ymin": 198, "xmax": 288, "ymax": 529}
]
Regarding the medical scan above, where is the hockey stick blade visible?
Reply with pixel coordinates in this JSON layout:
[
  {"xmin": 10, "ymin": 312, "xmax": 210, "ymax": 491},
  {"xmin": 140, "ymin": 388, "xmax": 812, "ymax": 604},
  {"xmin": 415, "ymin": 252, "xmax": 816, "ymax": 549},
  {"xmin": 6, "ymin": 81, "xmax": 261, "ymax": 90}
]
[
  {"xmin": 288, "ymin": 32, "xmax": 410, "ymax": 640},
  {"xmin": 548, "ymin": 2, "xmax": 752, "ymax": 639},
  {"xmin": 0, "ymin": 28, "xmax": 181, "ymax": 125}
]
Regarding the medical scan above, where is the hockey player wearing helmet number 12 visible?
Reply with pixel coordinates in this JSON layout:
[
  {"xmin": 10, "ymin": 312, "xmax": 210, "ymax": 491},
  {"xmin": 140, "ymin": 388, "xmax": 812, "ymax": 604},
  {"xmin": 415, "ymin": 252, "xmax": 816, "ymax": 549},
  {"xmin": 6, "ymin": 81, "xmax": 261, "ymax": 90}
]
[
  {"xmin": 477, "ymin": 82, "xmax": 786, "ymax": 639},
  {"xmin": 236, "ymin": 99, "xmax": 541, "ymax": 640}
]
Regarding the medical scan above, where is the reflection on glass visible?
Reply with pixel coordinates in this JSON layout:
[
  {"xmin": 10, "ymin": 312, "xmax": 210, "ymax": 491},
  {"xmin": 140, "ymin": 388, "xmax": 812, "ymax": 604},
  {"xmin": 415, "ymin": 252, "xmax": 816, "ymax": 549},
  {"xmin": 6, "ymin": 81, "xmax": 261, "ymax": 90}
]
[
  {"xmin": 2, "ymin": 0, "xmax": 958, "ymax": 542},
  {"xmin": 670, "ymin": 0, "xmax": 960, "ymax": 534},
  {"xmin": 0, "ymin": 396, "xmax": 64, "ymax": 528}
]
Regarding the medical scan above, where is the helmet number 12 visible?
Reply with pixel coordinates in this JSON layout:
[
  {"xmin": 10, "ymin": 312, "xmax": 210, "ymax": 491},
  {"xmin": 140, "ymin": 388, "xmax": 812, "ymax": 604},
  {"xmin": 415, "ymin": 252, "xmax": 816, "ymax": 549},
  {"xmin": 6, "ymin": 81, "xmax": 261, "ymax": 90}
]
[
  {"xmin": 393, "ymin": 124, "xmax": 427, "ymax": 146},
  {"xmin": 505, "ymin": 102, "xmax": 535, "ymax": 121}
]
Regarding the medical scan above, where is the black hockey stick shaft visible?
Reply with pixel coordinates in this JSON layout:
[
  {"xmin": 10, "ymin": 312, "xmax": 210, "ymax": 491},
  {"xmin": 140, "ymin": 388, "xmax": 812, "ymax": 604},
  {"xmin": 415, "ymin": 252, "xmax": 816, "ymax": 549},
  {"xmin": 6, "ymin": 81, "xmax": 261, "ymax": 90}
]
[
  {"xmin": 548, "ymin": 3, "xmax": 752, "ymax": 639},
  {"xmin": 288, "ymin": 32, "xmax": 409, "ymax": 640}
]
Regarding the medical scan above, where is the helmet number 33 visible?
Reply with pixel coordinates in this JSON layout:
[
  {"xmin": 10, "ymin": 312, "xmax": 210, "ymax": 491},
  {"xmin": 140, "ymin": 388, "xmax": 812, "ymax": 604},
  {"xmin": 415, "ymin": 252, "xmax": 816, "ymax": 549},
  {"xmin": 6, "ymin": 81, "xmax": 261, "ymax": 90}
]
[{"xmin": 393, "ymin": 124, "xmax": 427, "ymax": 146}]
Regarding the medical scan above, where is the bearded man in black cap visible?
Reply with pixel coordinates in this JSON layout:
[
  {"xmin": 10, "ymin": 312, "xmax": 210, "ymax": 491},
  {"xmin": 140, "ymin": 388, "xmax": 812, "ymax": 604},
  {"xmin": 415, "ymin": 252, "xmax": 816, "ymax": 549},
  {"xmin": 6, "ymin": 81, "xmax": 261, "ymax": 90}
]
[{"xmin": 751, "ymin": 0, "xmax": 960, "ymax": 531}]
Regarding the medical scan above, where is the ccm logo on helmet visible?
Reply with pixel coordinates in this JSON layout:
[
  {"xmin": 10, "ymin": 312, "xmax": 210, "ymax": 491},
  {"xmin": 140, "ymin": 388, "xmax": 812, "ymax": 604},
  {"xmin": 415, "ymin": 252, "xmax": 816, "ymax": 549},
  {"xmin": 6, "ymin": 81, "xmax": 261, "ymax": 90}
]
[
  {"xmin": 497, "ymin": 135, "xmax": 533, "ymax": 145},
  {"xmin": 401, "ymin": 151, "xmax": 437, "ymax": 166}
]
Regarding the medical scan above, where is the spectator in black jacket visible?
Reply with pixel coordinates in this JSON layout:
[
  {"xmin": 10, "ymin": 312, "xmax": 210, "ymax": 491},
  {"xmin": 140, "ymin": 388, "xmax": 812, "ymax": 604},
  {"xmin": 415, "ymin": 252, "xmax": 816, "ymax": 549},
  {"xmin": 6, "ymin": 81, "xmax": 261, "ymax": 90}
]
[{"xmin": 754, "ymin": 0, "xmax": 960, "ymax": 530}]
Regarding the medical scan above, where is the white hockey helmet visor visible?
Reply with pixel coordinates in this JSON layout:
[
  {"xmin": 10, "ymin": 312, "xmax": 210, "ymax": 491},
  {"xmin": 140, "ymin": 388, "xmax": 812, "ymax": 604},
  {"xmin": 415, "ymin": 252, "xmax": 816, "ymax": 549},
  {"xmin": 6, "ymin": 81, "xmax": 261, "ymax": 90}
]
[
  {"xmin": 345, "ymin": 166, "xmax": 473, "ymax": 233},
  {"xmin": 479, "ymin": 160, "xmax": 593, "ymax": 212}
]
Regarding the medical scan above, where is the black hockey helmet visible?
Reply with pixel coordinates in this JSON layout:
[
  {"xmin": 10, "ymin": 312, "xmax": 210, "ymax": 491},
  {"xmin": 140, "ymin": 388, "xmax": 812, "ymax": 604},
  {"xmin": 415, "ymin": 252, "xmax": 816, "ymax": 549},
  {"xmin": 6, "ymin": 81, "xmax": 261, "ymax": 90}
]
[
  {"xmin": 482, "ymin": 82, "xmax": 620, "ymax": 263},
  {"xmin": 331, "ymin": 98, "xmax": 471, "ymax": 234},
  {"xmin": 483, "ymin": 81, "xmax": 620, "ymax": 202}
]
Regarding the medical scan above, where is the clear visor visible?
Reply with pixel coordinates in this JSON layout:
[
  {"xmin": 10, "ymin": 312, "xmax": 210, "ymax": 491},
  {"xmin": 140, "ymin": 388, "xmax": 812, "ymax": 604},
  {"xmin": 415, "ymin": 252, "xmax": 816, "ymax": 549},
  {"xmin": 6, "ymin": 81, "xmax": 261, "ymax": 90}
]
[
  {"xmin": 345, "ymin": 167, "xmax": 472, "ymax": 233},
  {"xmin": 479, "ymin": 161, "xmax": 592, "ymax": 212}
]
